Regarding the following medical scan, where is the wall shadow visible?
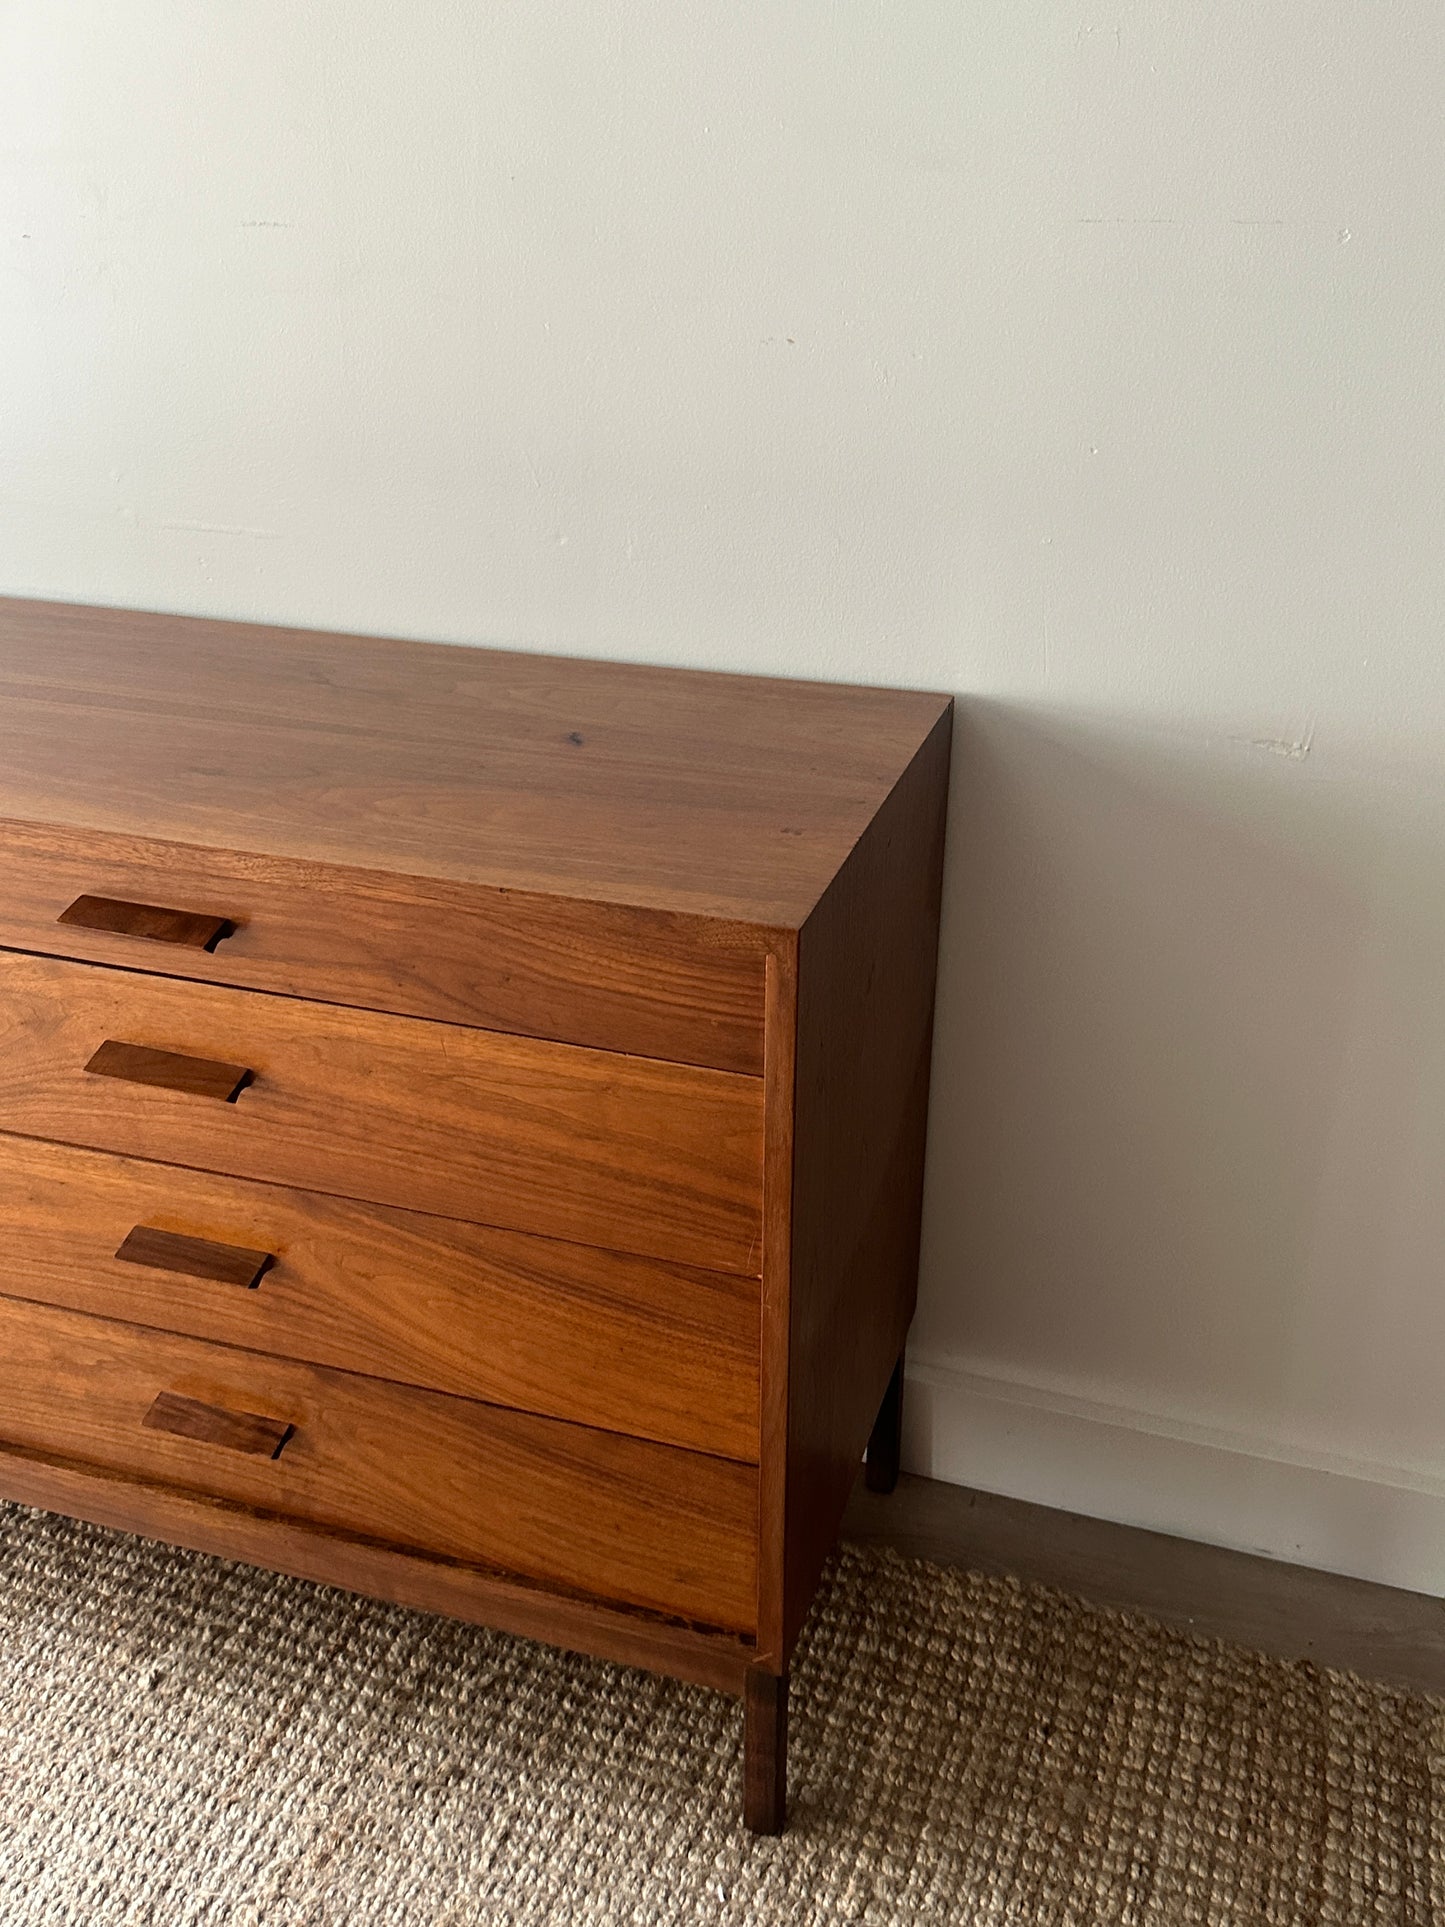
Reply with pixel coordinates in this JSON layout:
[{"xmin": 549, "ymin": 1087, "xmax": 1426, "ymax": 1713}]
[{"xmin": 913, "ymin": 699, "xmax": 1445, "ymax": 1547}]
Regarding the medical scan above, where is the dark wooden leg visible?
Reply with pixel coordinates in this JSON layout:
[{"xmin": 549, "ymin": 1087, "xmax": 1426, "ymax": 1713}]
[
  {"xmin": 864, "ymin": 1354, "xmax": 904, "ymax": 1494},
  {"xmin": 743, "ymin": 1666, "xmax": 788, "ymax": 1835}
]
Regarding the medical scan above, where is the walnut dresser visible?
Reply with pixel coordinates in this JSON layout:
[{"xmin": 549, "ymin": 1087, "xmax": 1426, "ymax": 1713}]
[{"xmin": 0, "ymin": 596, "xmax": 951, "ymax": 1833}]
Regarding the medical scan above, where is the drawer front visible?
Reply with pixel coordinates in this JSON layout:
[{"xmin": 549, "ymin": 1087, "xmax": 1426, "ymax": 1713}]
[
  {"xmin": 0, "ymin": 818, "xmax": 766, "ymax": 1075},
  {"xmin": 0, "ymin": 952, "xmax": 764, "ymax": 1275},
  {"xmin": 0, "ymin": 1295, "xmax": 758, "ymax": 1632},
  {"xmin": 0, "ymin": 1136, "xmax": 760, "ymax": 1461}
]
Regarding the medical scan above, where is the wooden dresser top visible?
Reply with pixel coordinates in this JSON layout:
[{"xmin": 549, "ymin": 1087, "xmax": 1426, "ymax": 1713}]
[{"xmin": 0, "ymin": 598, "xmax": 951, "ymax": 926}]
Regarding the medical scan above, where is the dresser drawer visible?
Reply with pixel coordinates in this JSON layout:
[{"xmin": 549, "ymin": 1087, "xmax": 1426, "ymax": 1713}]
[
  {"xmin": 0, "ymin": 818, "xmax": 765, "ymax": 1073},
  {"xmin": 0, "ymin": 952, "xmax": 764, "ymax": 1274},
  {"xmin": 0, "ymin": 1295, "xmax": 759, "ymax": 1631},
  {"xmin": 0, "ymin": 1135, "xmax": 759, "ymax": 1461}
]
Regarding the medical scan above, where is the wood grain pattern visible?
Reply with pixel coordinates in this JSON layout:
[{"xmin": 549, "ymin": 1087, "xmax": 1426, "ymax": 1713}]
[
  {"xmin": 58, "ymin": 893, "xmax": 235, "ymax": 952},
  {"xmin": 0, "ymin": 1444, "xmax": 759, "ymax": 1693},
  {"xmin": 0, "ymin": 1135, "xmax": 759, "ymax": 1460},
  {"xmin": 144, "ymin": 1390, "xmax": 294, "ymax": 1458},
  {"xmin": 116, "ymin": 1223, "xmax": 275, "ymax": 1290},
  {"xmin": 85, "ymin": 1039, "xmax": 253, "ymax": 1104},
  {"xmin": 0, "ymin": 596, "xmax": 951, "ymax": 925},
  {"xmin": 0, "ymin": 951, "xmax": 765, "ymax": 1274},
  {"xmin": 0, "ymin": 818, "xmax": 766, "ymax": 1073},
  {"xmin": 0, "ymin": 1295, "xmax": 759, "ymax": 1630},
  {"xmin": 778, "ymin": 708, "xmax": 952, "ymax": 1656}
]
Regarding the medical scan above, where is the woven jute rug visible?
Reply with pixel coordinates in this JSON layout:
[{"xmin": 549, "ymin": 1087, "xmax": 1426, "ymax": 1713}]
[{"xmin": 0, "ymin": 1500, "xmax": 1440, "ymax": 1925}]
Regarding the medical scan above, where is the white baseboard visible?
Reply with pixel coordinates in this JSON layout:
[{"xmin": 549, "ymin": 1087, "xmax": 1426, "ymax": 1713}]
[{"xmin": 901, "ymin": 1351, "xmax": 1445, "ymax": 1599}]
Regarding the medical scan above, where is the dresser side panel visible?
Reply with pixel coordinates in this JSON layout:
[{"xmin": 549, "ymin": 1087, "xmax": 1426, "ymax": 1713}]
[{"xmin": 781, "ymin": 706, "xmax": 953, "ymax": 1656}]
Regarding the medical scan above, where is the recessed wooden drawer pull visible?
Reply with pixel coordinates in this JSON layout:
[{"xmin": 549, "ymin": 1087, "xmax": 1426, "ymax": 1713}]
[
  {"xmin": 143, "ymin": 1390, "xmax": 294, "ymax": 1459},
  {"xmin": 116, "ymin": 1225, "xmax": 274, "ymax": 1291},
  {"xmin": 59, "ymin": 894, "xmax": 236, "ymax": 953},
  {"xmin": 84, "ymin": 1040, "xmax": 254, "ymax": 1104}
]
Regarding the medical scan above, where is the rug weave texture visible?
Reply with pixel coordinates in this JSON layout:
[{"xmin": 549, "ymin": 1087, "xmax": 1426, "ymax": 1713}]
[{"xmin": 0, "ymin": 1500, "xmax": 1440, "ymax": 1925}]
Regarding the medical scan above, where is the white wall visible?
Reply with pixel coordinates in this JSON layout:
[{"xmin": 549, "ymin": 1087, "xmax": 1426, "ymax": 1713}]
[{"xmin": 4, "ymin": 4, "xmax": 1443, "ymax": 1592}]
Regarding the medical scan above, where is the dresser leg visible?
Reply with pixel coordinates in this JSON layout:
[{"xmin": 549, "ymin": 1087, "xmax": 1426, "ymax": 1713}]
[
  {"xmin": 864, "ymin": 1354, "xmax": 905, "ymax": 1494},
  {"xmin": 743, "ymin": 1666, "xmax": 788, "ymax": 1835}
]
